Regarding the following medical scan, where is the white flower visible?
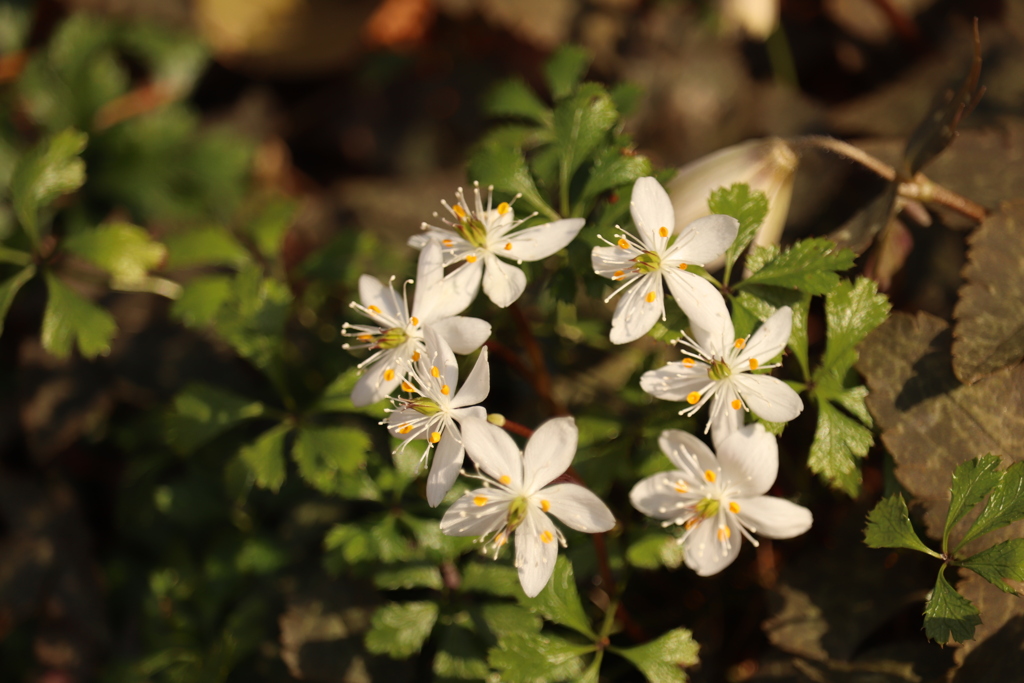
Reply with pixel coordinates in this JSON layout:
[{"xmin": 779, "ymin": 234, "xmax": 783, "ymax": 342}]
[
  {"xmin": 720, "ymin": 0, "xmax": 780, "ymax": 41},
  {"xmin": 440, "ymin": 417, "xmax": 615, "ymax": 597},
  {"xmin": 629, "ymin": 424, "xmax": 812, "ymax": 576},
  {"xmin": 387, "ymin": 327, "xmax": 490, "ymax": 507},
  {"xmin": 640, "ymin": 306, "xmax": 803, "ymax": 447},
  {"xmin": 343, "ymin": 240, "xmax": 491, "ymax": 406},
  {"xmin": 410, "ymin": 181, "xmax": 585, "ymax": 308},
  {"xmin": 591, "ymin": 176, "xmax": 739, "ymax": 345}
]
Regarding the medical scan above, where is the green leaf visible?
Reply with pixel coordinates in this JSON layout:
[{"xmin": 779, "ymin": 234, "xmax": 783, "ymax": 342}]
[
  {"xmin": 63, "ymin": 222, "xmax": 166, "ymax": 285},
  {"xmin": 544, "ymin": 45, "xmax": 591, "ymax": 100},
  {"xmin": 820, "ymin": 277, "xmax": 891, "ymax": 377},
  {"xmin": 738, "ymin": 238, "xmax": 856, "ymax": 295},
  {"xmin": 0, "ymin": 265, "xmax": 36, "ymax": 337},
  {"xmin": 958, "ymin": 462, "xmax": 1024, "ymax": 551},
  {"xmin": 923, "ymin": 568, "xmax": 981, "ymax": 644},
  {"xmin": 461, "ymin": 562, "xmax": 522, "ymax": 598},
  {"xmin": 944, "ymin": 455, "xmax": 1003, "ymax": 552},
  {"xmin": 626, "ymin": 532, "xmax": 686, "ymax": 570},
  {"xmin": 239, "ymin": 423, "xmax": 290, "ymax": 492},
  {"xmin": 519, "ymin": 556, "xmax": 595, "ymax": 638},
  {"xmin": 292, "ymin": 426, "xmax": 371, "ymax": 495},
  {"xmin": 481, "ymin": 603, "xmax": 543, "ymax": 636},
  {"xmin": 41, "ymin": 271, "xmax": 117, "ymax": 359},
  {"xmin": 808, "ymin": 396, "xmax": 873, "ymax": 496},
  {"xmin": 324, "ymin": 516, "xmax": 413, "ymax": 566},
  {"xmin": 578, "ymin": 148, "xmax": 652, "ymax": 209},
  {"xmin": 554, "ymin": 83, "xmax": 618, "ymax": 184},
  {"xmin": 614, "ymin": 628, "xmax": 700, "ymax": 683},
  {"xmin": 212, "ymin": 266, "xmax": 292, "ymax": 368},
  {"xmin": 484, "ymin": 78, "xmax": 551, "ymax": 123},
  {"xmin": 171, "ymin": 274, "xmax": 232, "ymax": 327},
  {"xmin": 468, "ymin": 142, "xmax": 558, "ymax": 221},
  {"xmin": 163, "ymin": 225, "xmax": 250, "ymax": 270},
  {"xmin": 373, "ymin": 564, "xmax": 444, "ymax": 591},
  {"xmin": 165, "ymin": 383, "xmax": 266, "ymax": 454},
  {"xmin": 488, "ymin": 631, "xmax": 590, "ymax": 683},
  {"xmin": 365, "ymin": 601, "xmax": 439, "ymax": 659},
  {"xmin": 960, "ymin": 539, "xmax": 1024, "ymax": 594},
  {"xmin": 433, "ymin": 624, "xmax": 491, "ymax": 679},
  {"xmin": 11, "ymin": 128, "xmax": 88, "ymax": 244},
  {"xmin": 709, "ymin": 183, "xmax": 769, "ymax": 276},
  {"xmin": 0, "ymin": 246, "xmax": 33, "ymax": 266},
  {"xmin": 864, "ymin": 494, "xmax": 941, "ymax": 557}
]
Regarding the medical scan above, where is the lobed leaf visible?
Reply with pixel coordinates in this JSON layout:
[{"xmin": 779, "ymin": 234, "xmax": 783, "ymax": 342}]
[
  {"xmin": 488, "ymin": 631, "xmax": 590, "ymax": 683},
  {"xmin": 960, "ymin": 539, "xmax": 1024, "ymax": 594},
  {"xmin": 63, "ymin": 222, "xmax": 166, "ymax": 285},
  {"xmin": 820, "ymin": 277, "xmax": 891, "ymax": 378},
  {"xmin": 864, "ymin": 493, "xmax": 939, "ymax": 557},
  {"xmin": 238, "ymin": 423, "xmax": 290, "ymax": 492},
  {"xmin": 41, "ymin": 270, "xmax": 117, "ymax": 359},
  {"xmin": 365, "ymin": 601, "xmax": 439, "ymax": 659},
  {"xmin": 944, "ymin": 455, "xmax": 1003, "ymax": 552},
  {"xmin": 553, "ymin": 82, "xmax": 619, "ymax": 184},
  {"xmin": 372, "ymin": 564, "xmax": 444, "ymax": 591},
  {"xmin": 544, "ymin": 45, "xmax": 591, "ymax": 100},
  {"xmin": 518, "ymin": 556, "xmax": 596, "ymax": 638},
  {"xmin": 292, "ymin": 426, "xmax": 371, "ymax": 495},
  {"xmin": 614, "ymin": 628, "xmax": 700, "ymax": 683},
  {"xmin": 468, "ymin": 143, "xmax": 558, "ymax": 221},
  {"xmin": 957, "ymin": 463, "xmax": 1024, "ymax": 552},
  {"xmin": 738, "ymin": 238, "xmax": 856, "ymax": 295},
  {"xmin": 808, "ymin": 398, "xmax": 873, "ymax": 497},
  {"xmin": 924, "ymin": 568, "xmax": 981, "ymax": 644},
  {"xmin": 11, "ymin": 128, "xmax": 88, "ymax": 244},
  {"xmin": 165, "ymin": 383, "xmax": 265, "ymax": 454},
  {"xmin": 484, "ymin": 78, "xmax": 551, "ymax": 123},
  {"xmin": 709, "ymin": 183, "xmax": 769, "ymax": 276}
]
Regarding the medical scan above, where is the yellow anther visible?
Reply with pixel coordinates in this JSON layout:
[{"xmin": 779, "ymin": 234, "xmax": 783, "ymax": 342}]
[
  {"xmin": 357, "ymin": 334, "xmax": 374, "ymax": 342},
  {"xmin": 368, "ymin": 305, "xmax": 381, "ymax": 314},
  {"xmin": 398, "ymin": 424, "xmax": 413, "ymax": 435},
  {"xmin": 410, "ymin": 317, "xmax": 419, "ymax": 325},
  {"xmin": 645, "ymin": 291, "xmax": 657, "ymax": 303},
  {"xmin": 443, "ymin": 239, "xmax": 454, "ymax": 247},
  {"xmin": 734, "ymin": 338, "xmax": 746, "ymax": 349},
  {"xmin": 431, "ymin": 366, "xmax": 440, "ymax": 378},
  {"xmin": 540, "ymin": 530, "xmax": 554, "ymax": 544},
  {"xmin": 613, "ymin": 270, "xmax": 625, "ymax": 280},
  {"xmin": 659, "ymin": 226, "xmax": 669, "ymax": 237},
  {"xmin": 495, "ymin": 532, "xmax": 507, "ymax": 546},
  {"xmin": 504, "ymin": 242, "xmax": 512, "ymax": 250},
  {"xmin": 749, "ymin": 358, "xmax": 759, "ymax": 371},
  {"xmin": 728, "ymin": 502, "xmax": 740, "ymax": 513},
  {"xmin": 466, "ymin": 255, "xmax": 477, "ymax": 263},
  {"xmin": 717, "ymin": 525, "xmax": 732, "ymax": 541},
  {"xmin": 731, "ymin": 399, "xmax": 742, "ymax": 410},
  {"xmin": 685, "ymin": 518, "xmax": 700, "ymax": 530},
  {"xmin": 411, "ymin": 351, "xmax": 421, "ymax": 362},
  {"xmin": 473, "ymin": 496, "xmax": 488, "ymax": 506},
  {"xmin": 678, "ymin": 263, "xmax": 688, "ymax": 270},
  {"xmin": 704, "ymin": 470, "xmax": 717, "ymax": 483},
  {"xmin": 430, "ymin": 431, "xmax": 442, "ymax": 443},
  {"xmin": 499, "ymin": 475, "xmax": 511, "ymax": 485},
  {"xmin": 686, "ymin": 391, "xmax": 701, "ymax": 405},
  {"xmin": 541, "ymin": 499, "xmax": 551, "ymax": 512},
  {"xmin": 682, "ymin": 358, "xmax": 696, "ymax": 368},
  {"xmin": 441, "ymin": 384, "xmax": 450, "ymax": 395},
  {"xmin": 674, "ymin": 483, "xmax": 688, "ymax": 494},
  {"xmin": 401, "ymin": 381, "xmax": 415, "ymax": 392},
  {"xmin": 452, "ymin": 205, "xmax": 466, "ymax": 218},
  {"xmin": 617, "ymin": 238, "xmax": 630, "ymax": 249},
  {"xmin": 497, "ymin": 202, "xmax": 510, "ymax": 215},
  {"xmin": 384, "ymin": 368, "xmax": 395, "ymax": 381}
]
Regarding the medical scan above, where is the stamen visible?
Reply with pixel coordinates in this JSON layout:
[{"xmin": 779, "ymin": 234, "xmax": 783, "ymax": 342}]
[
  {"xmin": 473, "ymin": 496, "xmax": 488, "ymax": 506},
  {"xmin": 384, "ymin": 369, "xmax": 395, "ymax": 381},
  {"xmin": 411, "ymin": 351, "xmax": 421, "ymax": 362},
  {"xmin": 410, "ymin": 317, "xmax": 419, "ymax": 325},
  {"xmin": 674, "ymin": 483, "xmax": 688, "ymax": 494},
  {"xmin": 678, "ymin": 263, "xmax": 688, "ymax": 270},
  {"xmin": 717, "ymin": 525, "xmax": 731, "ymax": 541},
  {"xmin": 430, "ymin": 431, "xmax": 442, "ymax": 443},
  {"xmin": 704, "ymin": 470, "xmax": 717, "ymax": 483},
  {"xmin": 541, "ymin": 500, "xmax": 551, "ymax": 512},
  {"xmin": 645, "ymin": 291, "xmax": 657, "ymax": 303},
  {"xmin": 682, "ymin": 358, "xmax": 696, "ymax": 368},
  {"xmin": 612, "ymin": 270, "xmax": 625, "ymax": 280},
  {"xmin": 734, "ymin": 338, "xmax": 746, "ymax": 349},
  {"xmin": 398, "ymin": 424, "xmax": 413, "ymax": 434},
  {"xmin": 443, "ymin": 239, "xmax": 454, "ymax": 247},
  {"xmin": 687, "ymin": 391, "xmax": 701, "ymax": 405},
  {"xmin": 368, "ymin": 305, "xmax": 381, "ymax": 314},
  {"xmin": 466, "ymin": 255, "xmax": 477, "ymax": 263},
  {"xmin": 357, "ymin": 334, "xmax": 373, "ymax": 342},
  {"xmin": 728, "ymin": 502, "xmax": 740, "ymax": 513},
  {"xmin": 441, "ymin": 384, "xmax": 450, "ymax": 395},
  {"xmin": 617, "ymin": 238, "xmax": 630, "ymax": 249},
  {"xmin": 540, "ymin": 530, "xmax": 554, "ymax": 544},
  {"xmin": 401, "ymin": 381, "xmax": 415, "ymax": 392},
  {"xmin": 659, "ymin": 227, "xmax": 669, "ymax": 237},
  {"xmin": 497, "ymin": 202, "xmax": 510, "ymax": 215},
  {"xmin": 685, "ymin": 518, "xmax": 699, "ymax": 530},
  {"xmin": 431, "ymin": 366, "xmax": 440, "ymax": 378},
  {"xmin": 452, "ymin": 205, "xmax": 466, "ymax": 218},
  {"xmin": 731, "ymin": 399, "xmax": 742, "ymax": 410},
  {"xmin": 504, "ymin": 242, "xmax": 512, "ymax": 250},
  {"xmin": 749, "ymin": 358, "xmax": 759, "ymax": 370},
  {"xmin": 499, "ymin": 475, "xmax": 511, "ymax": 485}
]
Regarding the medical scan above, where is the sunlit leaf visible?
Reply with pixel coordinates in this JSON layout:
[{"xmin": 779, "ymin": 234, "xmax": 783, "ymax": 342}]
[
  {"xmin": 710, "ymin": 183, "xmax": 768, "ymax": 275},
  {"xmin": 864, "ymin": 494, "xmax": 939, "ymax": 557},
  {"xmin": 944, "ymin": 455, "xmax": 1003, "ymax": 552},
  {"xmin": 63, "ymin": 222, "xmax": 166, "ymax": 285},
  {"xmin": 365, "ymin": 601, "xmax": 439, "ymax": 659},
  {"xmin": 961, "ymin": 539, "xmax": 1024, "ymax": 594},
  {"xmin": 614, "ymin": 628, "xmax": 699, "ymax": 683},
  {"xmin": 41, "ymin": 270, "xmax": 116, "ymax": 359},
  {"xmin": 544, "ymin": 45, "xmax": 591, "ymax": 100},
  {"xmin": 488, "ymin": 631, "xmax": 590, "ymax": 683},
  {"xmin": 738, "ymin": 238, "xmax": 856, "ymax": 295},
  {"xmin": 518, "ymin": 556, "xmax": 596, "ymax": 638},
  {"xmin": 239, "ymin": 423, "xmax": 290, "ymax": 492},
  {"xmin": 11, "ymin": 128, "xmax": 88, "ymax": 244}
]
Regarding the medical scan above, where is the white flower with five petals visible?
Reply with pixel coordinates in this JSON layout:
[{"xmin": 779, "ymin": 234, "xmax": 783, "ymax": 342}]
[
  {"xmin": 629, "ymin": 424, "xmax": 812, "ymax": 576},
  {"xmin": 387, "ymin": 327, "xmax": 489, "ymax": 507},
  {"xmin": 591, "ymin": 177, "xmax": 739, "ymax": 344},
  {"xmin": 410, "ymin": 182, "xmax": 585, "ymax": 308},
  {"xmin": 440, "ymin": 417, "xmax": 615, "ymax": 597},
  {"xmin": 640, "ymin": 306, "xmax": 803, "ymax": 447},
  {"xmin": 343, "ymin": 240, "xmax": 490, "ymax": 406}
]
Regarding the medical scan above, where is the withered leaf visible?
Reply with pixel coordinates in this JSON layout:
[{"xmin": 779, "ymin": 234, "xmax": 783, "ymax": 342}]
[{"xmin": 953, "ymin": 200, "xmax": 1024, "ymax": 384}]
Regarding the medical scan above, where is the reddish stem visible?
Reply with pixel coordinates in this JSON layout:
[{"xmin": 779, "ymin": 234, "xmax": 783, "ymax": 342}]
[{"xmin": 509, "ymin": 302, "xmax": 567, "ymax": 416}]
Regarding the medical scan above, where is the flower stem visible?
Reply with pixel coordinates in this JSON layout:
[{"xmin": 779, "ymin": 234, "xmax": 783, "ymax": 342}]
[{"xmin": 509, "ymin": 302, "xmax": 568, "ymax": 416}]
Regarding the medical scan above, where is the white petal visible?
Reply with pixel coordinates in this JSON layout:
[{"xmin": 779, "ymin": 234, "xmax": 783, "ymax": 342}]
[
  {"xmin": 591, "ymin": 244, "xmax": 636, "ymax": 279},
  {"xmin": 717, "ymin": 423, "xmax": 778, "ymax": 497},
  {"xmin": 522, "ymin": 417, "xmax": 578, "ymax": 492},
  {"xmin": 412, "ymin": 240, "xmax": 444, "ymax": 317},
  {"xmin": 640, "ymin": 363, "xmax": 712, "ymax": 403},
  {"xmin": 609, "ymin": 273, "xmax": 664, "ymax": 345},
  {"xmin": 358, "ymin": 274, "xmax": 403, "ymax": 322},
  {"xmin": 662, "ymin": 270, "xmax": 731, "ymax": 339},
  {"xmin": 419, "ymin": 326, "xmax": 459, "ymax": 388},
  {"xmin": 709, "ymin": 388, "xmax": 745, "ymax": 450},
  {"xmin": 427, "ymin": 428, "xmax": 466, "ymax": 507},
  {"xmin": 658, "ymin": 429, "xmax": 718, "ymax": 475},
  {"xmin": 629, "ymin": 472, "xmax": 694, "ymax": 520},
  {"xmin": 502, "ymin": 218, "xmax": 585, "ymax": 261},
  {"xmin": 451, "ymin": 347, "xmax": 489, "ymax": 408},
  {"xmin": 666, "ymin": 214, "xmax": 739, "ymax": 266},
  {"xmin": 387, "ymin": 408, "xmax": 431, "ymax": 440},
  {"xmin": 736, "ymin": 496, "xmax": 812, "ymax": 539},
  {"xmin": 684, "ymin": 517, "xmax": 743, "ymax": 576},
  {"xmin": 419, "ymin": 253, "xmax": 482, "ymax": 321},
  {"xmin": 351, "ymin": 357, "xmax": 404, "ymax": 406},
  {"xmin": 430, "ymin": 316, "xmax": 491, "ymax": 355},
  {"xmin": 483, "ymin": 207, "xmax": 516, "ymax": 238},
  {"xmin": 538, "ymin": 483, "xmax": 615, "ymax": 533},
  {"xmin": 689, "ymin": 310, "xmax": 736, "ymax": 358},
  {"xmin": 460, "ymin": 417, "xmax": 523, "ymax": 489},
  {"xmin": 515, "ymin": 507, "xmax": 559, "ymax": 597},
  {"xmin": 630, "ymin": 176, "xmax": 674, "ymax": 251},
  {"xmin": 408, "ymin": 227, "xmax": 459, "ymax": 251},
  {"xmin": 482, "ymin": 254, "xmax": 527, "ymax": 308},
  {"xmin": 440, "ymin": 488, "xmax": 514, "ymax": 536},
  {"xmin": 731, "ymin": 373, "xmax": 804, "ymax": 423},
  {"xmin": 736, "ymin": 306, "xmax": 791, "ymax": 366}
]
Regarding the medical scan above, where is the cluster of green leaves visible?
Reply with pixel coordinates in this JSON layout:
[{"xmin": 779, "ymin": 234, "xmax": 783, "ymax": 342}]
[
  {"xmin": 711, "ymin": 184, "xmax": 889, "ymax": 495},
  {"xmin": 865, "ymin": 455, "xmax": 1024, "ymax": 643}
]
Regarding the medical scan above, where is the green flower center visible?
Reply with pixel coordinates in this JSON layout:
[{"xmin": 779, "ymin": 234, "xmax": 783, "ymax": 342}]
[
  {"xmin": 456, "ymin": 218, "xmax": 489, "ymax": 248},
  {"xmin": 506, "ymin": 496, "xmax": 529, "ymax": 533},
  {"xmin": 707, "ymin": 359, "xmax": 732, "ymax": 381},
  {"xmin": 410, "ymin": 398, "xmax": 441, "ymax": 416},
  {"xmin": 634, "ymin": 251, "xmax": 662, "ymax": 274},
  {"xmin": 695, "ymin": 497, "xmax": 720, "ymax": 519},
  {"xmin": 377, "ymin": 327, "xmax": 408, "ymax": 349}
]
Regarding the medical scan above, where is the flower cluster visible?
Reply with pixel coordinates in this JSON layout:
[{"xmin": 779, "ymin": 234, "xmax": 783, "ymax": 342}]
[{"xmin": 343, "ymin": 175, "xmax": 811, "ymax": 591}]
